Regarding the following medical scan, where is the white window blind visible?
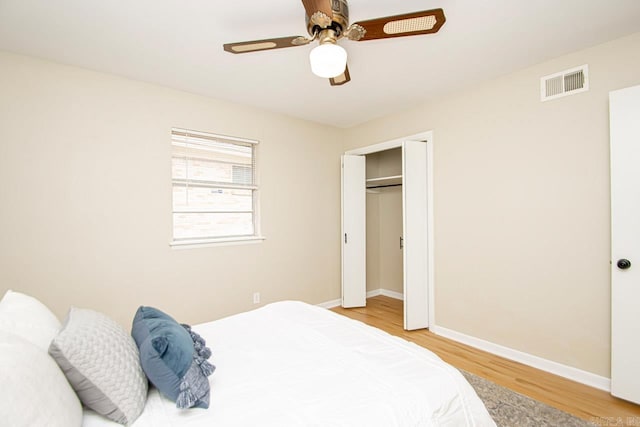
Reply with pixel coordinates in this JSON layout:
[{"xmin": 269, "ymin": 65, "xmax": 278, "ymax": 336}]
[{"xmin": 171, "ymin": 128, "xmax": 260, "ymax": 245}]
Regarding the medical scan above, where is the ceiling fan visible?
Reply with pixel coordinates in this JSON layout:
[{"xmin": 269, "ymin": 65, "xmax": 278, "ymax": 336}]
[{"xmin": 223, "ymin": 0, "xmax": 446, "ymax": 86}]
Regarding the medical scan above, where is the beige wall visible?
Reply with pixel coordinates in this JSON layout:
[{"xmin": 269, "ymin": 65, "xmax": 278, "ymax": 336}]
[
  {"xmin": 0, "ymin": 51, "xmax": 343, "ymax": 328},
  {"xmin": 3, "ymin": 31, "xmax": 640, "ymax": 379},
  {"xmin": 344, "ymin": 32, "xmax": 640, "ymax": 377}
]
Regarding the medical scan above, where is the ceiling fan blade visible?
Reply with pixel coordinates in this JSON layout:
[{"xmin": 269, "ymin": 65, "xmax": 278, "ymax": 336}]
[
  {"xmin": 301, "ymin": 0, "xmax": 333, "ymax": 21},
  {"xmin": 352, "ymin": 8, "xmax": 446, "ymax": 41},
  {"xmin": 329, "ymin": 66, "xmax": 351, "ymax": 86},
  {"xmin": 223, "ymin": 36, "xmax": 309, "ymax": 54}
]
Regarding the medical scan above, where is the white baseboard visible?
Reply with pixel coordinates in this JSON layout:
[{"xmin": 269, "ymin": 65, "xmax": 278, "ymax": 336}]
[
  {"xmin": 318, "ymin": 294, "xmax": 609, "ymax": 392},
  {"xmin": 366, "ymin": 289, "xmax": 381, "ymax": 298},
  {"xmin": 366, "ymin": 288, "xmax": 404, "ymax": 300},
  {"xmin": 316, "ymin": 298, "xmax": 342, "ymax": 309},
  {"xmin": 319, "ymin": 289, "xmax": 403, "ymax": 309},
  {"xmin": 430, "ymin": 325, "xmax": 611, "ymax": 392}
]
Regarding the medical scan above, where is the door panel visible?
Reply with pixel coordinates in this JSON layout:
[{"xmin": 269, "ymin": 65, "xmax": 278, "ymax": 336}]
[
  {"xmin": 402, "ymin": 141, "xmax": 429, "ymax": 330},
  {"xmin": 341, "ymin": 155, "xmax": 366, "ymax": 307},
  {"xmin": 610, "ymin": 84, "xmax": 640, "ymax": 404}
]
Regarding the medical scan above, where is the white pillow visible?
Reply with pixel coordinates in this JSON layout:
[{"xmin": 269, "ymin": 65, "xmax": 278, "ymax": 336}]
[
  {"xmin": 0, "ymin": 330, "xmax": 82, "ymax": 427},
  {"xmin": 0, "ymin": 289, "xmax": 61, "ymax": 351}
]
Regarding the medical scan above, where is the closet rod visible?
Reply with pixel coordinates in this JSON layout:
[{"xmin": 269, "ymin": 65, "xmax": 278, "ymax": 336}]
[{"xmin": 366, "ymin": 183, "xmax": 403, "ymax": 189}]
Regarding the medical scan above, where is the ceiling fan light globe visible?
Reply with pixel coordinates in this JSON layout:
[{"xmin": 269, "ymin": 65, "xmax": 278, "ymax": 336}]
[{"xmin": 309, "ymin": 43, "xmax": 347, "ymax": 78}]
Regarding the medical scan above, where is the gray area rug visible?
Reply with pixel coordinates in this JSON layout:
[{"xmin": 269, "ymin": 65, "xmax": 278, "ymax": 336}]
[{"xmin": 461, "ymin": 370, "xmax": 596, "ymax": 427}]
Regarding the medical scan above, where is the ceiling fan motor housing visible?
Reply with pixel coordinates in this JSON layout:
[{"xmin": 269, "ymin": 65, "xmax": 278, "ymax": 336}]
[{"xmin": 305, "ymin": 0, "xmax": 349, "ymax": 37}]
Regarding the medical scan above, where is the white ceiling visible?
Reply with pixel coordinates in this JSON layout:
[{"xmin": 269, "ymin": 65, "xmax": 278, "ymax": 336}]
[{"xmin": 1, "ymin": 0, "xmax": 640, "ymax": 128}]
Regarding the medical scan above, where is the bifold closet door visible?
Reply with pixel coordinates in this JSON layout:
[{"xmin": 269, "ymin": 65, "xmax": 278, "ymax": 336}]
[
  {"xmin": 402, "ymin": 141, "xmax": 429, "ymax": 330},
  {"xmin": 610, "ymin": 84, "xmax": 640, "ymax": 404},
  {"xmin": 341, "ymin": 154, "xmax": 366, "ymax": 308}
]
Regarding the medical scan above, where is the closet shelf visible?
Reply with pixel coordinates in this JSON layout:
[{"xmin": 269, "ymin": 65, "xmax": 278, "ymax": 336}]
[{"xmin": 366, "ymin": 175, "xmax": 402, "ymax": 188}]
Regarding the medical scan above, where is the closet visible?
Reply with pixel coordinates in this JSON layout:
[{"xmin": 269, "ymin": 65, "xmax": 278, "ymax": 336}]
[
  {"xmin": 366, "ymin": 148, "xmax": 404, "ymax": 302},
  {"xmin": 341, "ymin": 136, "xmax": 432, "ymax": 330}
]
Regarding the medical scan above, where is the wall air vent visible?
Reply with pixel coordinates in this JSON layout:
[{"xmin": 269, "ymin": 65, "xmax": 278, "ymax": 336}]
[{"xmin": 540, "ymin": 64, "xmax": 589, "ymax": 102}]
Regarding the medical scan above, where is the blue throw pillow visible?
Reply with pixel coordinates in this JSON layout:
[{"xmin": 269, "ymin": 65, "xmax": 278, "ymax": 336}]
[{"xmin": 131, "ymin": 306, "xmax": 213, "ymax": 409}]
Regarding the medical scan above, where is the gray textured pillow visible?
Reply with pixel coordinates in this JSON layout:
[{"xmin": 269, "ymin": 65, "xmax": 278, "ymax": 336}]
[{"xmin": 49, "ymin": 308, "xmax": 148, "ymax": 426}]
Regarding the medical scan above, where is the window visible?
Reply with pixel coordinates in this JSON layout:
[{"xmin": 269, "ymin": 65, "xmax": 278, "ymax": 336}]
[{"xmin": 170, "ymin": 128, "xmax": 261, "ymax": 246}]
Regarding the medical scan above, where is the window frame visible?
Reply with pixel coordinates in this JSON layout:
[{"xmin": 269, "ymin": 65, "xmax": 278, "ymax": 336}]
[{"xmin": 169, "ymin": 127, "xmax": 264, "ymax": 248}]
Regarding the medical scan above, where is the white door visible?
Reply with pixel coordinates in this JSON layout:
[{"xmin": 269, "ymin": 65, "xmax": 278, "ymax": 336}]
[
  {"xmin": 341, "ymin": 155, "xmax": 366, "ymax": 307},
  {"xmin": 610, "ymin": 84, "xmax": 640, "ymax": 404},
  {"xmin": 402, "ymin": 141, "xmax": 429, "ymax": 330}
]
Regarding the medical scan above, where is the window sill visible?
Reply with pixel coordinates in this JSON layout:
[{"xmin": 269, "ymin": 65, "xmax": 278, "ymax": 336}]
[{"xmin": 170, "ymin": 236, "xmax": 266, "ymax": 249}]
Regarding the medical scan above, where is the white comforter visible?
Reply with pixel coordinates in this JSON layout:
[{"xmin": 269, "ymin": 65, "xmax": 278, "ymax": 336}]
[{"xmin": 83, "ymin": 301, "xmax": 495, "ymax": 427}]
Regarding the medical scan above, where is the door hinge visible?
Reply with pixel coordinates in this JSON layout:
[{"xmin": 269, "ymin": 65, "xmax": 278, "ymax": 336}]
[{"xmin": 344, "ymin": 233, "xmax": 348, "ymax": 244}]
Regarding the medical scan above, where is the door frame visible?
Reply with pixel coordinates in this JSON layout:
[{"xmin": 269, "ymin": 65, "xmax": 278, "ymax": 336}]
[{"xmin": 344, "ymin": 130, "xmax": 435, "ymax": 328}]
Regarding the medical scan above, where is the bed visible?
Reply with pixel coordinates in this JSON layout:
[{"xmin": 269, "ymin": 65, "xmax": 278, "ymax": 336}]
[{"xmin": 1, "ymin": 291, "xmax": 495, "ymax": 426}]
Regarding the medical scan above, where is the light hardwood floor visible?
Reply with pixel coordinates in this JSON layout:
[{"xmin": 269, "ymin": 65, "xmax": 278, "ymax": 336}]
[{"xmin": 331, "ymin": 296, "xmax": 640, "ymax": 426}]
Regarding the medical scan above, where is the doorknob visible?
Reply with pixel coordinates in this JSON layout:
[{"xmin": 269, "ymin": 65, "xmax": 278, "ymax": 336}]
[{"xmin": 617, "ymin": 259, "xmax": 631, "ymax": 270}]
